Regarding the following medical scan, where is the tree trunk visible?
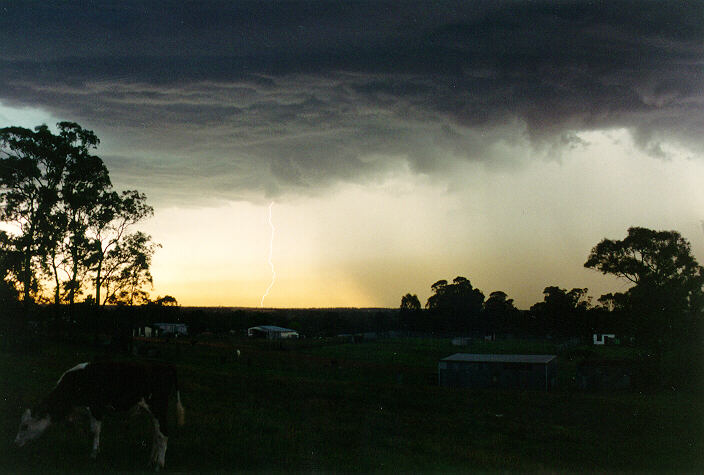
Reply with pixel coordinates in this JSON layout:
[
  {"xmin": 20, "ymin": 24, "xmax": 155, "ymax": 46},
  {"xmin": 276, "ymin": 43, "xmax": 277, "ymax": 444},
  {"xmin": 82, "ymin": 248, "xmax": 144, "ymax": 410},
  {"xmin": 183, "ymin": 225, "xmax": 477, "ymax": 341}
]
[
  {"xmin": 95, "ymin": 252, "xmax": 103, "ymax": 306},
  {"xmin": 68, "ymin": 241, "xmax": 81, "ymax": 307},
  {"xmin": 22, "ymin": 246, "xmax": 32, "ymax": 312},
  {"xmin": 69, "ymin": 262, "xmax": 77, "ymax": 307},
  {"xmin": 51, "ymin": 253, "xmax": 60, "ymax": 305}
]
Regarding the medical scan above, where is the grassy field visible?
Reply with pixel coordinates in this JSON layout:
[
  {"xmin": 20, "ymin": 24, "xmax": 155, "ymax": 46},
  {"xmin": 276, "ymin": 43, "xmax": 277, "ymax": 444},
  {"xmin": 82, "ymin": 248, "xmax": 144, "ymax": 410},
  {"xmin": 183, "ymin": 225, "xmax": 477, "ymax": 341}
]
[{"xmin": 0, "ymin": 335, "xmax": 702, "ymax": 472}]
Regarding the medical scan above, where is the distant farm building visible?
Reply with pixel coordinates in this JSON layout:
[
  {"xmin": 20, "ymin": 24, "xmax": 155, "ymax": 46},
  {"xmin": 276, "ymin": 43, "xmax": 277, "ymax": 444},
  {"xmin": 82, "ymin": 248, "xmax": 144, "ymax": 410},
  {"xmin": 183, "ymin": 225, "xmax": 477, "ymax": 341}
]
[
  {"xmin": 154, "ymin": 323, "xmax": 188, "ymax": 336},
  {"xmin": 247, "ymin": 325, "xmax": 299, "ymax": 340},
  {"xmin": 134, "ymin": 323, "xmax": 188, "ymax": 338},
  {"xmin": 593, "ymin": 333, "xmax": 619, "ymax": 345},
  {"xmin": 133, "ymin": 325, "xmax": 155, "ymax": 338},
  {"xmin": 439, "ymin": 353, "xmax": 557, "ymax": 390}
]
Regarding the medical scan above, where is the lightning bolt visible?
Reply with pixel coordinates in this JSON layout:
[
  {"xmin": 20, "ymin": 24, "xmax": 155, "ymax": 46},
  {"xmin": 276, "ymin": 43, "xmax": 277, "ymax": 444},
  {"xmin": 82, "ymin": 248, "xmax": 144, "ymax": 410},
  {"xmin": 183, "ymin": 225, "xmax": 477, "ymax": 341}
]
[{"xmin": 260, "ymin": 202, "xmax": 276, "ymax": 307}]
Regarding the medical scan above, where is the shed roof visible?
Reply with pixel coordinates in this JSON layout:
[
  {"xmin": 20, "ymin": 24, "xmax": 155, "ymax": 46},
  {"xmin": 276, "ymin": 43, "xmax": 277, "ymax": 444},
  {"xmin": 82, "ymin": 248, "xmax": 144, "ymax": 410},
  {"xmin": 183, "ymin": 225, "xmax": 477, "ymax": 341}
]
[
  {"xmin": 441, "ymin": 353, "xmax": 557, "ymax": 364},
  {"xmin": 249, "ymin": 325, "xmax": 297, "ymax": 333}
]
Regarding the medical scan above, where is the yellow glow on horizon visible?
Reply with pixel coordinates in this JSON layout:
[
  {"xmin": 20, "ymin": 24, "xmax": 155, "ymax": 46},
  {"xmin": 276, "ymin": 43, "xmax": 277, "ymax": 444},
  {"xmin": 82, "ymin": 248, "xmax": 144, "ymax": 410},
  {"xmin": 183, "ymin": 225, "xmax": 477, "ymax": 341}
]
[{"xmin": 144, "ymin": 129, "xmax": 704, "ymax": 309}]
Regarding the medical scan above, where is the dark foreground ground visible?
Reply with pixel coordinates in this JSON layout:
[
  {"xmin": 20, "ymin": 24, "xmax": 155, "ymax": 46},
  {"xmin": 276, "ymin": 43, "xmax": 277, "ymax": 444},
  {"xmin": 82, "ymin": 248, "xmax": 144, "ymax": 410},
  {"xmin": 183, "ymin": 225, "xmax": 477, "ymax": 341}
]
[{"xmin": 1, "ymin": 335, "xmax": 702, "ymax": 472}]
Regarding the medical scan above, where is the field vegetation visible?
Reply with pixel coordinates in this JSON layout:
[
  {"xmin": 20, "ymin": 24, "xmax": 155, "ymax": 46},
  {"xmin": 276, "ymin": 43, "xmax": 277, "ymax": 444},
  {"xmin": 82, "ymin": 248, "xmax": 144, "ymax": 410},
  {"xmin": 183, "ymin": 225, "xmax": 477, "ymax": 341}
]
[
  {"xmin": 1, "ymin": 334, "xmax": 701, "ymax": 472},
  {"xmin": 0, "ymin": 122, "xmax": 702, "ymax": 472}
]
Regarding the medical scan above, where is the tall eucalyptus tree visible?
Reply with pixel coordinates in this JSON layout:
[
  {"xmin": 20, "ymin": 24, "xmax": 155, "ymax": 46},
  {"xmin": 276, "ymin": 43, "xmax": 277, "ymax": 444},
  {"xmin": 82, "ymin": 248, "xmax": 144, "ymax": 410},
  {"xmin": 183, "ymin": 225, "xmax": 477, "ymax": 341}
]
[{"xmin": 0, "ymin": 122, "xmax": 159, "ymax": 311}]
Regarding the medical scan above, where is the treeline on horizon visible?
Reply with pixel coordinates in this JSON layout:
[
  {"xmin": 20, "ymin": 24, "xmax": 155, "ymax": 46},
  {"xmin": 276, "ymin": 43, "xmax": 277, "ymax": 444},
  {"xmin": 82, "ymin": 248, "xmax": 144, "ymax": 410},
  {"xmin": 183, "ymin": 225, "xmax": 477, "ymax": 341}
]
[
  {"xmin": 1, "ymin": 123, "xmax": 703, "ymax": 385},
  {"xmin": 6, "ymin": 228, "xmax": 702, "ymax": 356},
  {"xmin": 401, "ymin": 227, "xmax": 704, "ymax": 355}
]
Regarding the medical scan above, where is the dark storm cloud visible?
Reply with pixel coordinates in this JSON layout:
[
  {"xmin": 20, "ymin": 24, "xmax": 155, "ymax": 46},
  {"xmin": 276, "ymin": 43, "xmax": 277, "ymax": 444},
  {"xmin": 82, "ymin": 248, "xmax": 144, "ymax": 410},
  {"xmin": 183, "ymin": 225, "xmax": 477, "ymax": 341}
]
[{"xmin": 0, "ymin": 1, "xmax": 702, "ymax": 203}]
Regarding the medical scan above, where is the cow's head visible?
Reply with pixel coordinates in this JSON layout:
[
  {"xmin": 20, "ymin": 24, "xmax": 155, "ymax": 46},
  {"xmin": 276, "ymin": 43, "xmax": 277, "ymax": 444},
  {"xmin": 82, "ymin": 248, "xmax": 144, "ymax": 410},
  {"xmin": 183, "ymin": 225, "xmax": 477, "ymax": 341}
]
[{"xmin": 14, "ymin": 409, "xmax": 51, "ymax": 447}]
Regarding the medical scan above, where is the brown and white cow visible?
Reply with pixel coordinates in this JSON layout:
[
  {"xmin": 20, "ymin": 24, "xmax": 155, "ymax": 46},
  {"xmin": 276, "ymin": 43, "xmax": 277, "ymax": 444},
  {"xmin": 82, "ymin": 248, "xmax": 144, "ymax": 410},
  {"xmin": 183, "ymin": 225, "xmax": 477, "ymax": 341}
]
[{"xmin": 15, "ymin": 360, "xmax": 185, "ymax": 470}]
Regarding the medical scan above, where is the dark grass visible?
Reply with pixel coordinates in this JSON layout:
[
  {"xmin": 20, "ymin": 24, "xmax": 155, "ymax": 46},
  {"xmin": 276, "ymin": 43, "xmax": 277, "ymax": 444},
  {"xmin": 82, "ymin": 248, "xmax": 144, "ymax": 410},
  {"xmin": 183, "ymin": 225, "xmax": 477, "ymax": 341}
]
[{"xmin": 1, "ymin": 336, "xmax": 702, "ymax": 472}]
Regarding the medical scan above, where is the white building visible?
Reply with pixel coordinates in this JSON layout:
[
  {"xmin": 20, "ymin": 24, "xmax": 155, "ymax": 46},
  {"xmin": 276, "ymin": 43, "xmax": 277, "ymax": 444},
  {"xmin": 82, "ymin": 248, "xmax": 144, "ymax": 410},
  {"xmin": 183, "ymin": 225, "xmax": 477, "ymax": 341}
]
[
  {"xmin": 247, "ymin": 325, "xmax": 299, "ymax": 340},
  {"xmin": 133, "ymin": 325, "xmax": 155, "ymax": 337},
  {"xmin": 593, "ymin": 333, "xmax": 618, "ymax": 345}
]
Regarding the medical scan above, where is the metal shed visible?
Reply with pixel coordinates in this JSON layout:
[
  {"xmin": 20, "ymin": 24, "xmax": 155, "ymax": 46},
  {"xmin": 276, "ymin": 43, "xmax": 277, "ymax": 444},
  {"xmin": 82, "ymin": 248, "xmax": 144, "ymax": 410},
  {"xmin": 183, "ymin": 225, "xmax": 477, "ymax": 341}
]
[
  {"xmin": 439, "ymin": 353, "xmax": 557, "ymax": 390},
  {"xmin": 247, "ymin": 325, "xmax": 299, "ymax": 340}
]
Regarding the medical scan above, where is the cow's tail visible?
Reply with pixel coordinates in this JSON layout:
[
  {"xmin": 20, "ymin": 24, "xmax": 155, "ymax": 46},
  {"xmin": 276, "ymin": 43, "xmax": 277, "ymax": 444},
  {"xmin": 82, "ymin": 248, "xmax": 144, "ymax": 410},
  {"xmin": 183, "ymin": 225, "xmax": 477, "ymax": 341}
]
[
  {"xmin": 176, "ymin": 390, "xmax": 185, "ymax": 426},
  {"xmin": 174, "ymin": 370, "xmax": 185, "ymax": 426}
]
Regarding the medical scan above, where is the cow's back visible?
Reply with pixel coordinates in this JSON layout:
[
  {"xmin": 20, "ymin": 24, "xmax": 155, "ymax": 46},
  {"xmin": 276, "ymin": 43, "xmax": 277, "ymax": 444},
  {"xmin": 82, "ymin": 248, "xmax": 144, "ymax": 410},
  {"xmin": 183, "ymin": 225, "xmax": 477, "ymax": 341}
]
[{"xmin": 50, "ymin": 360, "xmax": 178, "ymax": 413}]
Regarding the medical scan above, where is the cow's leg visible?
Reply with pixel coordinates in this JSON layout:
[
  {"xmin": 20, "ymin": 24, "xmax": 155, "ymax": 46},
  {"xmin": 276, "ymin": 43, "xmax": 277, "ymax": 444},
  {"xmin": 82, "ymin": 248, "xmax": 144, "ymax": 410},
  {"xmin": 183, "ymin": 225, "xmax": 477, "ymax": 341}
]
[
  {"xmin": 151, "ymin": 401, "xmax": 169, "ymax": 471},
  {"xmin": 142, "ymin": 408, "xmax": 168, "ymax": 471},
  {"xmin": 136, "ymin": 400, "xmax": 160, "ymax": 467},
  {"xmin": 147, "ymin": 415, "xmax": 168, "ymax": 471},
  {"xmin": 149, "ymin": 423, "xmax": 158, "ymax": 465},
  {"xmin": 152, "ymin": 418, "xmax": 168, "ymax": 471},
  {"xmin": 88, "ymin": 412, "xmax": 102, "ymax": 459}
]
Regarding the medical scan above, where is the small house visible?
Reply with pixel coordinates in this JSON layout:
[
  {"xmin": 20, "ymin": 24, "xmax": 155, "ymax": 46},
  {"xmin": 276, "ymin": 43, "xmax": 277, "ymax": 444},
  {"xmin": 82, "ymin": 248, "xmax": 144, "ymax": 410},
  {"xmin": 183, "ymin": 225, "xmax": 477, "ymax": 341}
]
[
  {"xmin": 439, "ymin": 353, "xmax": 557, "ymax": 390},
  {"xmin": 247, "ymin": 325, "xmax": 299, "ymax": 340},
  {"xmin": 593, "ymin": 333, "xmax": 618, "ymax": 345}
]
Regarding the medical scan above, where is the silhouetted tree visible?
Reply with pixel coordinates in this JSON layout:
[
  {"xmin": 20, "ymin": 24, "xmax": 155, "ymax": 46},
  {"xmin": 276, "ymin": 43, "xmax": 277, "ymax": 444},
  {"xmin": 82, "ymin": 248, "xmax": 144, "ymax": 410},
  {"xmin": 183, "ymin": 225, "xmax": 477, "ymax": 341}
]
[
  {"xmin": 0, "ymin": 230, "xmax": 22, "ymax": 294},
  {"xmin": 585, "ymin": 227, "xmax": 704, "ymax": 349},
  {"xmin": 89, "ymin": 190, "xmax": 154, "ymax": 305},
  {"xmin": 483, "ymin": 290, "xmax": 520, "ymax": 335},
  {"xmin": 426, "ymin": 276, "xmax": 484, "ymax": 333},
  {"xmin": 61, "ymin": 139, "xmax": 112, "ymax": 306},
  {"xmin": 592, "ymin": 292, "xmax": 630, "ymax": 336},
  {"xmin": 102, "ymin": 232, "xmax": 160, "ymax": 306},
  {"xmin": 400, "ymin": 293, "xmax": 422, "ymax": 330},
  {"xmin": 154, "ymin": 295, "xmax": 179, "ymax": 306},
  {"xmin": 400, "ymin": 293, "xmax": 421, "ymax": 312},
  {"xmin": 0, "ymin": 122, "xmax": 161, "ymax": 310},
  {"xmin": 0, "ymin": 231, "xmax": 21, "ymax": 320},
  {"xmin": 530, "ymin": 286, "xmax": 591, "ymax": 338},
  {"xmin": 0, "ymin": 124, "xmax": 80, "ymax": 307}
]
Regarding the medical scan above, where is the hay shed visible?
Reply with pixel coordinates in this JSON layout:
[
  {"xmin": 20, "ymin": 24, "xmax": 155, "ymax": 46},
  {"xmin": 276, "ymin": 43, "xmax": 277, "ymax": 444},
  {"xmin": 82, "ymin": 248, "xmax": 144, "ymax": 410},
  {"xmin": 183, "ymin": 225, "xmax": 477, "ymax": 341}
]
[{"xmin": 247, "ymin": 325, "xmax": 299, "ymax": 340}]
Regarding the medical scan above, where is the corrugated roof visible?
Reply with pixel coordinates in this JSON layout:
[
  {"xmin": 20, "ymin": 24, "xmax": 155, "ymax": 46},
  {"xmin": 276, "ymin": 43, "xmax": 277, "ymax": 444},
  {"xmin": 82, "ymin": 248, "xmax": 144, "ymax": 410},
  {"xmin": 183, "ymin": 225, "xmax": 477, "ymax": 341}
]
[
  {"xmin": 441, "ymin": 353, "xmax": 557, "ymax": 364},
  {"xmin": 250, "ymin": 325, "xmax": 297, "ymax": 333}
]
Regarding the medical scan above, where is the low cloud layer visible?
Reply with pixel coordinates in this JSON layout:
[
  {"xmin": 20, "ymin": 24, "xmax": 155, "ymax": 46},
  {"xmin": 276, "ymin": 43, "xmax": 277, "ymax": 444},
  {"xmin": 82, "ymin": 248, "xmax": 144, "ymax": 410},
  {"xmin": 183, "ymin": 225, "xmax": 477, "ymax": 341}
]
[{"xmin": 1, "ymin": 1, "xmax": 702, "ymax": 204}]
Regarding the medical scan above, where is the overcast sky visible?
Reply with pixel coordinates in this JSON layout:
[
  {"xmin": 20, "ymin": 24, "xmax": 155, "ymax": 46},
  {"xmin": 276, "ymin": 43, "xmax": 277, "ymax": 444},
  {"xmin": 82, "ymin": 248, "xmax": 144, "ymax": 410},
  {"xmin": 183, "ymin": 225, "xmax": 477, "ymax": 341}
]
[{"xmin": 1, "ymin": 1, "xmax": 703, "ymax": 308}]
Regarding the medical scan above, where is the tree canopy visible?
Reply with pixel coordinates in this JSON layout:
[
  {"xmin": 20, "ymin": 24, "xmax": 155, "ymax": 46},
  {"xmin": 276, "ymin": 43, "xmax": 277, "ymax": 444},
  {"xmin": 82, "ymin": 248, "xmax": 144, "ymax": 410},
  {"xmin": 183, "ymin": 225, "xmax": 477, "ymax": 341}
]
[
  {"xmin": 585, "ymin": 227, "xmax": 703, "ymax": 289},
  {"xmin": 585, "ymin": 226, "xmax": 704, "ymax": 348},
  {"xmin": 483, "ymin": 290, "xmax": 520, "ymax": 334},
  {"xmin": 529, "ymin": 286, "xmax": 591, "ymax": 338},
  {"xmin": 0, "ymin": 123, "xmax": 159, "ymax": 310},
  {"xmin": 426, "ymin": 276, "xmax": 485, "ymax": 332},
  {"xmin": 400, "ymin": 293, "xmax": 421, "ymax": 312}
]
